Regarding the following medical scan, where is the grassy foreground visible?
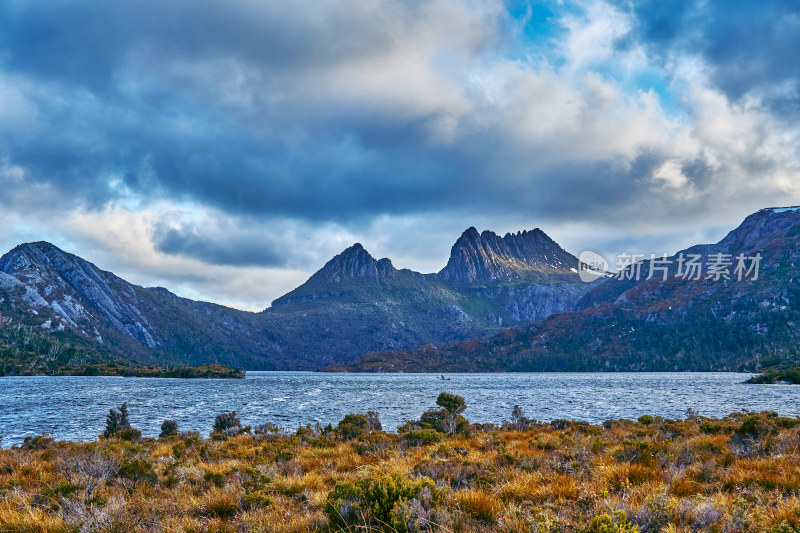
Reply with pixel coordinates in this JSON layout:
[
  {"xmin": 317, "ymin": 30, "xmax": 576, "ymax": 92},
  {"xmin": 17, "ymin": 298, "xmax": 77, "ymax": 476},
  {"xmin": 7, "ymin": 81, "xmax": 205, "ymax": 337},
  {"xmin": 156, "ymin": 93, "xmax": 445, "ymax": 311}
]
[{"xmin": 2, "ymin": 408, "xmax": 800, "ymax": 532}]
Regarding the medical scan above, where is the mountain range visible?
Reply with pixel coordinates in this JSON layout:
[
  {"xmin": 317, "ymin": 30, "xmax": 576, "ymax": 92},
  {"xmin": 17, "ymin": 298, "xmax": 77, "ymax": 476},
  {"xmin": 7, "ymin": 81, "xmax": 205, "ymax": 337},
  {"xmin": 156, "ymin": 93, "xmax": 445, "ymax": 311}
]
[
  {"xmin": 327, "ymin": 207, "xmax": 800, "ymax": 372},
  {"xmin": 0, "ymin": 226, "xmax": 588, "ymax": 374},
  {"xmin": 3, "ymin": 206, "xmax": 799, "ymax": 375}
]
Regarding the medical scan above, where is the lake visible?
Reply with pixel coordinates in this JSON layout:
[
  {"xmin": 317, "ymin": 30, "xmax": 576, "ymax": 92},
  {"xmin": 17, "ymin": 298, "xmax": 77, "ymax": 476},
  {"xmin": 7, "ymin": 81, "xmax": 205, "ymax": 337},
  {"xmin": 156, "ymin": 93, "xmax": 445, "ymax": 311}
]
[{"xmin": 0, "ymin": 372, "xmax": 797, "ymax": 447}]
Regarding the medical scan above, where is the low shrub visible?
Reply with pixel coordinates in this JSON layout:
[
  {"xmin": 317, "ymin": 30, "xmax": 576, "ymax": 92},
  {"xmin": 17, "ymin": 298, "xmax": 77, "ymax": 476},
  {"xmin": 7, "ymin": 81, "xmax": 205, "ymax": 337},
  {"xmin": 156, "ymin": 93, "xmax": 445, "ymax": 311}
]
[
  {"xmin": 337, "ymin": 413, "xmax": 370, "ymax": 440},
  {"xmin": 637, "ymin": 415, "xmax": 654, "ymax": 426},
  {"xmin": 213, "ymin": 411, "xmax": 242, "ymax": 437},
  {"xmin": 118, "ymin": 459, "xmax": 156, "ymax": 490},
  {"xmin": 22, "ymin": 433, "xmax": 55, "ymax": 450},
  {"xmin": 583, "ymin": 511, "xmax": 640, "ymax": 533},
  {"xmin": 401, "ymin": 429, "xmax": 444, "ymax": 447},
  {"xmin": 159, "ymin": 420, "xmax": 178, "ymax": 439},
  {"xmin": 325, "ymin": 473, "xmax": 440, "ymax": 531}
]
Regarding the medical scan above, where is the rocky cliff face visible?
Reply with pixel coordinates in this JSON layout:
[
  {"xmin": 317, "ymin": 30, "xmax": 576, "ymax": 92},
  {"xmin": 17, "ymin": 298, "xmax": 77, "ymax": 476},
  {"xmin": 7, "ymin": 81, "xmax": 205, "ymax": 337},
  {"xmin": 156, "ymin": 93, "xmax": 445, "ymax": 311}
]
[
  {"xmin": 0, "ymin": 242, "xmax": 158, "ymax": 347},
  {"xmin": 466, "ymin": 282, "xmax": 588, "ymax": 325},
  {"xmin": 0, "ymin": 242, "xmax": 276, "ymax": 370},
  {"xmin": 310, "ymin": 243, "xmax": 397, "ymax": 283},
  {"xmin": 438, "ymin": 227, "xmax": 578, "ymax": 284}
]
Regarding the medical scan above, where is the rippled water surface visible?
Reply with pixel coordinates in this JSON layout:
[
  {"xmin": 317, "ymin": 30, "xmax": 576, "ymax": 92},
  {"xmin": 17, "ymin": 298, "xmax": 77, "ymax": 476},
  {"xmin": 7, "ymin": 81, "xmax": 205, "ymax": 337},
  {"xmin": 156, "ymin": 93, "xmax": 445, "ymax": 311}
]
[{"xmin": 1, "ymin": 372, "xmax": 797, "ymax": 446}]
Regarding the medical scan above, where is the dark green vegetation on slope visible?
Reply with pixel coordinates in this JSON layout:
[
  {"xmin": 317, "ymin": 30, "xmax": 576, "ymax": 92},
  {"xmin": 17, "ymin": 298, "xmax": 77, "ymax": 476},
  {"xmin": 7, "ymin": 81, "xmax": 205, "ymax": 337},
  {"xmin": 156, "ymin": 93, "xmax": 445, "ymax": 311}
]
[
  {"xmin": 0, "ymin": 227, "xmax": 588, "ymax": 372},
  {"xmin": 329, "ymin": 207, "xmax": 800, "ymax": 373},
  {"xmin": 747, "ymin": 366, "xmax": 800, "ymax": 384},
  {"xmin": 0, "ymin": 299, "xmax": 243, "ymax": 377}
]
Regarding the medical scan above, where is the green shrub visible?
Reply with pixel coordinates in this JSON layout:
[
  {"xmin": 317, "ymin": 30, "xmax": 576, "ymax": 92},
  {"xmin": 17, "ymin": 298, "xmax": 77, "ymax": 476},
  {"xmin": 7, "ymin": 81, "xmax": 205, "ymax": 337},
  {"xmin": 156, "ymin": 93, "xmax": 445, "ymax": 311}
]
[
  {"xmin": 325, "ymin": 473, "xmax": 439, "ymax": 532},
  {"xmin": 204, "ymin": 498, "xmax": 239, "ymax": 520},
  {"xmin": 159, "ymin": 420, "xmax": 178, "ymax": 439},
  {"xmin": 436, "ymin": 392, "xmax": 466, "ymax": 414},
  {"xmin": 114, "ymin": 428, "xmax": 142, "ymax": 442},
  {"xmin": 22, "ymin": 433, "xmax": 55, "ymax": 450},
  {"xmin": 583, "ymin": 511, "xmax": 640, "ymax": 533},
  {"xmin": 637, "ymin": 415, "xmax": 654, "ymax": 426},
  {"xmin": 736, "ymin": 415, "xmax": 776, "ymax": 438},
  {"xmin": 401, "ymin": 429, "xmax": 444, "ymax": 447},
  {"xmin": 172, "ymin": 442, "xmax": 187, "ymax": 459},
  {"xmin": 104, "ymin": 402, "xmax": 132, "ymax": 438},
  {"xmin": 244, "ymin": 491, "xmax": 272, "ymax": 510},
  {"xmin": 118, "ymin": 459, "xmax": 156, "ymax": 490},
  {"xmin": 204, "ymin": 471, "xmax": 225, "ymax": 487},
  {"xmin": 337, "ymin": 413, "xmax": 370, "ymax": 440}
]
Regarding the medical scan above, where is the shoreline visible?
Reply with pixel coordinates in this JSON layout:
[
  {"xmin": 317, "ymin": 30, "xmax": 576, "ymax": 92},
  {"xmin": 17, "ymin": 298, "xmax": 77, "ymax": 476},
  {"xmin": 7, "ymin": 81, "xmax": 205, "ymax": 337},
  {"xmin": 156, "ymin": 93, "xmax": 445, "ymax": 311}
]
[{"xmin": 0, "ymin": 363, "xmax": 245, "ymax": 379}]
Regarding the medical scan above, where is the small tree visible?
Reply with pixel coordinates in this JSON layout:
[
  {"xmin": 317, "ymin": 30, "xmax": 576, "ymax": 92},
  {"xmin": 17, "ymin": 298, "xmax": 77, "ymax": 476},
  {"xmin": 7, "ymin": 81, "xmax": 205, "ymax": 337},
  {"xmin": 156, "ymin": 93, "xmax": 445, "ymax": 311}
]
[
  {"xmin": 436, "ymin": 393, "xmax": 466, "ymax": 415},
  {"xmin": 509, "ymin": 405, "xmax": 533, "ymax": 431},
  {"xmin": 213, "ymin": 411, "xmax": 242, "ymax": 436},
  {"xmin": 418, "ymin": 393, "xmax": 470, "ymax": 435},
  {"xmin": 159, "ymin": 420, "xmax": 178, "ymax": 439},
  {"xmin": 104, "ymin": 402, "xmax": 132, "ymax": 438},
  {"xmin": 118, "ymin": 458, "xmax": 156, "ymax": 491}
]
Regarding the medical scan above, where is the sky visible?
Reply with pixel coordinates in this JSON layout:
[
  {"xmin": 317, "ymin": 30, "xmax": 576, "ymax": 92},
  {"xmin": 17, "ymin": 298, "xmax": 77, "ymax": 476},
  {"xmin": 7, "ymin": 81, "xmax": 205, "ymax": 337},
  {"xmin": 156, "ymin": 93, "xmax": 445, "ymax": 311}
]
[{"xmin": 0, "ymin": 0, "xmax": 798, "ymax": 310}]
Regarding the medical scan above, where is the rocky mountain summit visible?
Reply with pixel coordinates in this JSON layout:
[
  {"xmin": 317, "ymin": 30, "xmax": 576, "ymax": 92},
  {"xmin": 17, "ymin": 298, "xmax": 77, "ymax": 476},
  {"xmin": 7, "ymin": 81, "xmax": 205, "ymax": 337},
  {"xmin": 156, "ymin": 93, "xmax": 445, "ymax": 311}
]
[
  {"xmin": 438, "ymin": 227, "xmax": 578, "ymax": 284},
  {"xmin": 0, "ymin": 226, "xmax": 588, "ymax": 373},
  {"xmin": 312, "ymin": 243, "xmax": 397, "ymax": 282}
]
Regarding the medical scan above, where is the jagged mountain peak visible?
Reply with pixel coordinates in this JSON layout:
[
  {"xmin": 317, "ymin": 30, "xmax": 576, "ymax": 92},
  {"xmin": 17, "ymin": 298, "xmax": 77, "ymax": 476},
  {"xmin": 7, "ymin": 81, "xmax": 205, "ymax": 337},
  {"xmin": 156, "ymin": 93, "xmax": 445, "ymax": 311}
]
[
  {"xmin": 438, "ymin": 226, "xmax": 578, "ymax": 284},
  {"xmin": 310, "ymin": 243, "xmax": 396, "ymax": 283}
]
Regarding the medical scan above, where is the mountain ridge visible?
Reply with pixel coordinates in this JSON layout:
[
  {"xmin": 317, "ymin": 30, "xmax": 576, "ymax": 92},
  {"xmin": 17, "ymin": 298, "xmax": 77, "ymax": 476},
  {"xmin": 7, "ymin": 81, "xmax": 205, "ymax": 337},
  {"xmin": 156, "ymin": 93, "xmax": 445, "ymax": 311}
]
[
  {"xmin": 326, "ymin": 207, "xmax": 800, "ymax": 373},
  {"xmin": 0, "ymin": 226, "xmax": 588, "ymax": 373}
]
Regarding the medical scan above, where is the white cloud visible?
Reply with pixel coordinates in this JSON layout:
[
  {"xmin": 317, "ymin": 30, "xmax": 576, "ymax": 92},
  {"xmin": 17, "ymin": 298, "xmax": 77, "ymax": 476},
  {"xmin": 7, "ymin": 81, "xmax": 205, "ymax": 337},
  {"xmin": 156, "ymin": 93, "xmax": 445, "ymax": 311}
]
[{"xmin": 2, "ymin": 0, "xmax": 800, "ymax": 309}]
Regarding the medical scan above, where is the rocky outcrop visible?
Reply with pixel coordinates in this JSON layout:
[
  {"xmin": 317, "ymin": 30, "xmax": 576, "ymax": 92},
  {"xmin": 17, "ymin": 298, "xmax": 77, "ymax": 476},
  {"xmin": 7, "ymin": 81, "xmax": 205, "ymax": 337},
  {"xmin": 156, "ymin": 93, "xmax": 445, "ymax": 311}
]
[
  {"xmin": 467, "ymin": 282, "xmax": 588, "ymax": 325},
  {"xmin": 0, "ymin": 242, "xmax": 158, "ymax": 347},
  {"xmin": 309, "ymin": 243, "xmax": 396, "ymax": 283},
  {"xmin": 438, "ymin": 228, "xmax": 578, "ymax": 284}
]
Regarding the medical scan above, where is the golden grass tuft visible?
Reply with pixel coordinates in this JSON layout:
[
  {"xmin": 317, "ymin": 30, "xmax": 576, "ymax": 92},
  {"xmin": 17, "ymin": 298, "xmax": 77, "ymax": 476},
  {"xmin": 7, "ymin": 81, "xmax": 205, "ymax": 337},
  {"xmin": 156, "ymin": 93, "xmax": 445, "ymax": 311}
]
[{"xmin": 455, "ymin": 488, "xmax": 502, "ymax": 523}]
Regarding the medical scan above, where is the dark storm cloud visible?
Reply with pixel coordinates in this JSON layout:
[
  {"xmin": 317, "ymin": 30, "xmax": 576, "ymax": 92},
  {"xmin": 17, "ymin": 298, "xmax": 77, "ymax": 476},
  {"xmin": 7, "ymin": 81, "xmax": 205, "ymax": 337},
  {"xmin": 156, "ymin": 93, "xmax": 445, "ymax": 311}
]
[
  {"xmin": 0, "ymin": 1, "xmax": 395, "ymax": 92},
  {"xmin": 614, "ymin": 0, "xmax": 800, "ymax": 109},
  {"xmin": 154, "ymin": 224, "xmax": 286, "ymax": 267},
  {"xmin": 1, "ymin": 0, "xmax": 798, "ymax": 276},
  {"xmin": 0, "ymin": 0, "xmax": 493, "ymax": 224}
]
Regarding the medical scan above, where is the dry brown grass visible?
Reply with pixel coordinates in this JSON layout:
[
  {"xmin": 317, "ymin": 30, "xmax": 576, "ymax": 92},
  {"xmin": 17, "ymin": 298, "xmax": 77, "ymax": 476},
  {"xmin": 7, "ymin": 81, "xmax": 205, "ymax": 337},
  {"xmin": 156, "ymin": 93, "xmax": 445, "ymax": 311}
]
[{"xmin": 1, "ymin": 411, "xmax": 799, "ymax": 532}]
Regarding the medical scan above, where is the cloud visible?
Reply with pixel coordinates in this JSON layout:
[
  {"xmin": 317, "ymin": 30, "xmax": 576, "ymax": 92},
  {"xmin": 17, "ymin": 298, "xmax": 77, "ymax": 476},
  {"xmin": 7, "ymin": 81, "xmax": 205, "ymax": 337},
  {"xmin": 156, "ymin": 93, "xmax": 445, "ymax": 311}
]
[
  {"xmin": 613, "ymin": 0, "xmax": 800, "ymax": 110},
  {"xmin": 0, "ymin": 0, "xmax": 799, "ymax": 306}
]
